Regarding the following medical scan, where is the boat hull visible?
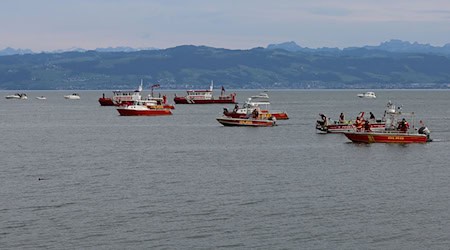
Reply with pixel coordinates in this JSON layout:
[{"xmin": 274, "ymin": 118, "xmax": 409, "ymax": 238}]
[
  {"xmin": 272, "ymin": 112, "xmax": 289, "ymax": 120},
  {"xmin": 224, "ymin": 110, "xmax": 288, "ymax": 120},
  {"xmin": 344, "ymin": 132, "xmax": 428, "ymax": 143},
  {"xmin": 98, "ymin": 97, "xmax": 114, "ymax": 106},
  {"xmin": 216, "ymin": 117, "xmax": 275, "ymax": 127},
  {"xmin": 162, "ymin": 104, "xmax": 175, "ymax": 109},
  {"xmin": 5, "ymin": 95, "xmax": 27, "ymax": 100},
  {"xmin": 64, "ymin": 96, "xmax": 80, "ymax": 100},
  {"xmin": 174, "ymin": 97, "xmax": 237, "ymax": 104},
  {"xmin": 117, "ymin": 108, "xmax": 172, "ymax": 116}
]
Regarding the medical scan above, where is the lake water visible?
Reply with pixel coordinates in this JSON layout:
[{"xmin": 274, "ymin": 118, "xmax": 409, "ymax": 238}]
[{"xmin": 1, "ymin": 90, "xmax": 450, "ymax": 249}]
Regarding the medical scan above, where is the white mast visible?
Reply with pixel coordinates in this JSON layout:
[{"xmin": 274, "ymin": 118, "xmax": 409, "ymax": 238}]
[
  {"xmin": 210, "ymin": 80, "xmax": 214, "ymax": 91},
  {"xmin": 138, "ymin": 79, "xmax": 143, "ymax": 92}
]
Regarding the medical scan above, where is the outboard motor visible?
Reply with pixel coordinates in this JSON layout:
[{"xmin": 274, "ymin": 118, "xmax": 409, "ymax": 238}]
[{"xmin": 418, "ymin": 126, "xmax": 431, "ymax": 141}]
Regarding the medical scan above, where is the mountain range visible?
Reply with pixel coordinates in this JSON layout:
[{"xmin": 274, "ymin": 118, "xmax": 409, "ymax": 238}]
[
  {"xmin": 0, "ymin": 46, "xmax": 158, "ymax": 56},
  {"xmin": 1, "ymin": 40, "xmax": 450, "ymax": 90},
  {"xmin": 266, "ymin": 39, "xmax": 450, "ymax": 55},
  {"xmin": 3, "ymin": 39, "xmax": 450, "ymax": 56}
]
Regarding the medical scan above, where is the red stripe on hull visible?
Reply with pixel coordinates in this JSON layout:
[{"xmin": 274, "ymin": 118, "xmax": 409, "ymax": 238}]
[
  {"xmin": 174, "ymin": 97, "xmax": 237, "ymax": 104},
  {"xmin": 344, "ymin": 132, "xmax": 428, "ymax": 143},
  {"xmin": 216, "ymin": 118, "xmax": 275, "ymax": 127},
  {"xmin": 224, "ymin": 111, "xmax": 288, "ymax": 120},
  {"xmin": 117, "ymin": 109, "xmax": 172, "ymax": 116}
]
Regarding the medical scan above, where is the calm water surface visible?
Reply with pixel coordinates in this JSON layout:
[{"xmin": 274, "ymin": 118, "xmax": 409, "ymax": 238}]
[{"xmin": 1, "ymin": 90, "xmax": 450, "ymax": 249}]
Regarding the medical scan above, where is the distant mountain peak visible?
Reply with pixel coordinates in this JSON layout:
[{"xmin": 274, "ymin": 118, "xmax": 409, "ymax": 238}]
[
  {"xmin": 0, "ymin": 47, "xmax": 34, "ymax": 56},
  {"xmin": 364, "ymin": 39, "xmax": 449, "ymax": 53},
  {"xmin": 267, "ymin": 41, "xmax": 303, "ymax": 51}
]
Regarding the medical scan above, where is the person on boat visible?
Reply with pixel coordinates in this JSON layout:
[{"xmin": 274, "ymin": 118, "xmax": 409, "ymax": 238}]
[
  {"xmin": 223, "ymin": 107, "xmax": 229, "ymax": 115},
  {"xmin": 339, "ymin": 113, "xmax": 345, "ymax": 123},
  {"xmin": 397, "ymin": 118, "xmax": 410, "ymax": 132},
  {"xmin": 369, "ymin": 112, "xmax": 375, "ymax": 120},
  {"xmin": 252, "ymin": 108, "xmax": 259, "ymax": 119},
  {"xmin": 233, "ymin": 104, "xmax": 239, "ymax": 112},
  {"xmin": 163, "ymin": 95, "xmax": 167, "ymax": 104},
  {"xmin": 355, "ymin": 117, "xmax": 363, "ymax": 131},
  {"xmin": 317, "ymin": 114, "xmax": 327, "ymax": 126},
  {"xmin": 364, "ymin": 120, "xmax": 372, "ymax": 132}
]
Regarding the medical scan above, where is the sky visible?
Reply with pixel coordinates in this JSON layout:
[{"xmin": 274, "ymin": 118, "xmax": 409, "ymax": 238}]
[{"xmin": 1, "ymin": 0, "xmax": 450, "ymax": 51}]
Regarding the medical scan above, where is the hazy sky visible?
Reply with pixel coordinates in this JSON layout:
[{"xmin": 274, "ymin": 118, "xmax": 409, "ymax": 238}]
[{"xmin": 1, "ymin": 0, "xmax": 450, "ymax": 51}]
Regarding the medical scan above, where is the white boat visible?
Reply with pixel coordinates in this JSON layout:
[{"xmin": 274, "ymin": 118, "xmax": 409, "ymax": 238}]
[
  {"xmin": 223, "ymin": 92, "xmax": 289, "ymax": 120},
  {"xmin": 64, "ymin": 93, "xmax": 81, "ymax": 100},
  {"xmin": 357, "ymin": 91, "xmax": 376, "ymax": 98},
  {"xmin": 35, "ymin": 96, "xmax": 47, "ymax": 100},
  {"xmin": 173, "ymin": 81, "xmax": 237, "ymax": 104},
  {"xmin": 5, "ymin": 93, "xmax": 27, "ymax": 100},
  {"xmin": 116, "ymin": 100, "xmax": 172, "ymax": 116}
]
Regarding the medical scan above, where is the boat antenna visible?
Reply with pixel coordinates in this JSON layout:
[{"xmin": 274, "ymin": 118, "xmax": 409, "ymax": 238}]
[{"xmin": 138, "ymin": 79, "xmax": 143, "ymax": 92}]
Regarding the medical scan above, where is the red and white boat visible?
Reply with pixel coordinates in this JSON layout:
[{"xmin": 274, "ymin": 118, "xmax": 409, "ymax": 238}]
[
  {"xmin": 99, "ymin": 82, "xmax": 175, "ymax": 109},
  {"xmin": 217, "ymin": 114, "xmax": 276, "ymax": 127},
  {"xmin": 223, "ymin": 93, "xmax": 289, "ymax": 120},
  {"xmin": 117, "ymin": 100, "xmax": 172, "ymax": 116},
  {"xmin": 99, "ymin": 88, "xmax": 142, "ymax": 106},
  {"xmin": 316, "ymin": 113, "xmax": 386, "ymax": 133},
  {"xmin": 174, "ymin": 81, "xmax": 237, "ymax": 104},
  {"xmin": 344, "ymin": 130, "xmax": 430, "ymax": 143},
  {"xmin": 316, "ymin": 101, "xmax": 399, "ymax": 133},
  {"xmin": 344, "ymin": 108, "xmax": 432, "ymax": 143}
]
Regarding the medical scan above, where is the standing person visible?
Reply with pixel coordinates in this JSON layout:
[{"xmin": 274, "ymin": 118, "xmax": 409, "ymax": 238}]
[
  {"xmin": 364, "ymin": 120, "xmax": 371, "ymax": 132},
  {"xmin": 339, "ymin": 113, "xmax": 345, "ymax": 123},
  {"xmin": 369, "ymin": 112, "xmax": 375, "ymax": 120},
  {"xmin": 233, "ymin": 104, "xmax": 239, "ymax": 112}
]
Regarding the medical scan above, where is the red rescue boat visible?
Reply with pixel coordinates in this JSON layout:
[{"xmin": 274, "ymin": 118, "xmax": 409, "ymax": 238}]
[
  {"xmin": 99, "ymin": 88, "xmax": 141, "ymax": 106},
  {"xmin": 99, "ymin": 81, "xmax": 175, "ymax": 109},
  {"xmin": 344, "ymin": 131, "xmax": 429, "ymax": 143},
  {"xmin": 174, "ymin": 81, "xmax": 237, "ymax": 104},
  {"xmin": 344, "ymin": 112, "xmax": 432, "ymax": 143}
]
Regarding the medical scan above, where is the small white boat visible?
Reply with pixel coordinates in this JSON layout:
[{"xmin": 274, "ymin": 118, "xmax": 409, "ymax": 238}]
[
  {"xmin": 64, "ymin": 93, "xmax": 81, "ymax": 100},
  {"xmin": 35, "ymin": 96, "xmax": 47, "ymax": 100},
  {"xmin": 5, "ymin": 93, "xmax": 27, "ymax": 100},
  {"xmin": 357, "ymin": 92, "xmax": 376, "ymax": 98}
]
